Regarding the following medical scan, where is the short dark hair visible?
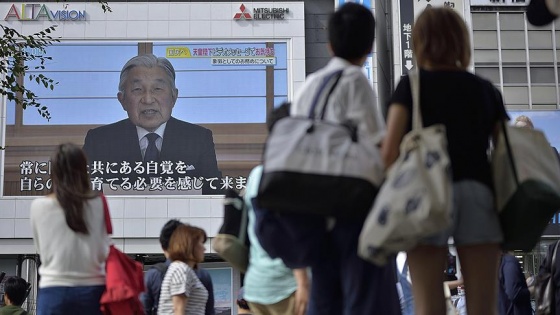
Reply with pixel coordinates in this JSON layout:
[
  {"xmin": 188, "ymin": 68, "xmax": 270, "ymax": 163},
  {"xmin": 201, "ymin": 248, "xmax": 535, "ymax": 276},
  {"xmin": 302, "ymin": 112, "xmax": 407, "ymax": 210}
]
[
  {"xmin": 159, "ymin": 219, "xmax": 184, "ymax": 251},
  {"xmin": 328, "ymin": 2, "xmax": 375, "ymax": 61},
  {"xmin": 4, "ymin": 276, "xmax": 28, "ymax": 306}
]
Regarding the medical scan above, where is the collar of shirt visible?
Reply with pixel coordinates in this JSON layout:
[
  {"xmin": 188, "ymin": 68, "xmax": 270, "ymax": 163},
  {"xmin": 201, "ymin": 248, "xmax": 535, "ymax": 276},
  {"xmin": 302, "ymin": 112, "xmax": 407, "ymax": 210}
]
[
  {"xmin": 137, "ymin": 122, "xmax": 167, "ymax": 154},
  {"xmin": 327, "ymin": 56, "xmax": 353, "ymax": 70}
]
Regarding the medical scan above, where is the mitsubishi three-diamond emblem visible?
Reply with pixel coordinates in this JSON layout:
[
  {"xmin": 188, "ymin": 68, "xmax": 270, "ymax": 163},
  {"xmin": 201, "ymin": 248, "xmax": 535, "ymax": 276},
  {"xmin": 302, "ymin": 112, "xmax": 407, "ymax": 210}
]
[{"xmin": 233, "ymin": 4, "xmax": 252, "ymax": 20}]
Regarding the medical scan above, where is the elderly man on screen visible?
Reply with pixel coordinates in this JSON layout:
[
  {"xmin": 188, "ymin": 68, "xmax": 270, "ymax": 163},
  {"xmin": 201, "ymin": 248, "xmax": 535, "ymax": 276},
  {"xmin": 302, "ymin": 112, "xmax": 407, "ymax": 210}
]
[{"xmin": 83, "ymin": 54, "xmax": 222, "ymax": 195}]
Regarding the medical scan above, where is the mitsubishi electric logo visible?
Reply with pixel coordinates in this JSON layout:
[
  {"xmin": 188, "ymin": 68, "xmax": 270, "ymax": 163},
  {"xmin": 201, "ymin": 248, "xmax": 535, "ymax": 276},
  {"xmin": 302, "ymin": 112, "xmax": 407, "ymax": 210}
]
[
  {"xmin": 233, "ymin": 4, "xmax": 252, "ymax": 20},
  {"xmin": 233, "ymin": 4, "xmax": 289, "ymax": 20}
]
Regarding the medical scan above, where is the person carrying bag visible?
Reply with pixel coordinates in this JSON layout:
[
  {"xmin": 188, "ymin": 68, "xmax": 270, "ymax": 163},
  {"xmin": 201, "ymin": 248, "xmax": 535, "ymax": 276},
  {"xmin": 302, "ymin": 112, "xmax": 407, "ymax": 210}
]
[
  {"xmin": 492, "ymin": 117, "xmax": 560, "ymax": 251},
  {"xmin": 255, "ymin": 69, "xmax": 385, "ymax": 219},
  {"xmin": 100, "ymin": 195, "xmax": 145, "ymax": 315},
  {"xmin": 358, "ymin": 68, "xmax": 452, "ymax": 266}
]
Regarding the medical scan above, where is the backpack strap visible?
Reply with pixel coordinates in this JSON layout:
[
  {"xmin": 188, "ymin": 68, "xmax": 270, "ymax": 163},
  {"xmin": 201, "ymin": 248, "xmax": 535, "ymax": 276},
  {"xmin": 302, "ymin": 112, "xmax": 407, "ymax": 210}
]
[{"xmin": 307, "ymin": 70, "xmax": 344, "ymax": 120}]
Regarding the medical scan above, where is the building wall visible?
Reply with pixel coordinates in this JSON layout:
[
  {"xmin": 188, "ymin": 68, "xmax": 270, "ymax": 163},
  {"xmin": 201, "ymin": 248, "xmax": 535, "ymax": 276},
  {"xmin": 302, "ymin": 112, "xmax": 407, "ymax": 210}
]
[
  {"xmin": 304, "ymin": 0, "xmax": 332, "ymax": 75},
  {"xmin": 472, "ymin": 8, "xmax": 560, "ymax": 109},
  {"xmin": 391, "ymin": 0, "xmax": 560, "ymax": 110},
  {"xmin": 0, "ymin": 1, "xmax": 305, "ymax": 254},
  {"xmin": 375, "ymin": 0, "xmax": 394, "ymax": 117}
]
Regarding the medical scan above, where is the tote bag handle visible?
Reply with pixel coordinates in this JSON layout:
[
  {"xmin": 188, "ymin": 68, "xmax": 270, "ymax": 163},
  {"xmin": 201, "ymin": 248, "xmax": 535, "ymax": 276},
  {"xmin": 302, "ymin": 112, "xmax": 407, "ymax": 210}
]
[
  {"xmin": 308, "ymin": 70, "xmax": 344, "ymax": 120},
  {"xmin": 408, "ymin": 69, "xmax": 425, "ymax": 131},
  {"xmin": 493, "ymin": 82, "xmax": 520, "ymax": 188}
]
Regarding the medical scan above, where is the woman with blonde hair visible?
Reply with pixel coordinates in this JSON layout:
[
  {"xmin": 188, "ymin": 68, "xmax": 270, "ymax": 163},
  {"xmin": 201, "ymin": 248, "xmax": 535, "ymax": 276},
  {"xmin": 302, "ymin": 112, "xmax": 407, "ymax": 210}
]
[
  {"xmin": 382, "ymin": 7, "xmax": 508, "ymax": 315},
  {"xmin": 158, "ymin": 225, "xmax": 209, "ymax": 315},
  {"xmin": 31, "ymin": 143, "xmax": 110, "ymax": 315}
]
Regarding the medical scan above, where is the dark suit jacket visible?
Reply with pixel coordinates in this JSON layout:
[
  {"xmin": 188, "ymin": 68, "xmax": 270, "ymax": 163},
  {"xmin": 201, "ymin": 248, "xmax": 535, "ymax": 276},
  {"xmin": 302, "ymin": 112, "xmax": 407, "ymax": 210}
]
[{"xmin": 83, "ymin": 117, "xmax": 222, "ymax": 195}]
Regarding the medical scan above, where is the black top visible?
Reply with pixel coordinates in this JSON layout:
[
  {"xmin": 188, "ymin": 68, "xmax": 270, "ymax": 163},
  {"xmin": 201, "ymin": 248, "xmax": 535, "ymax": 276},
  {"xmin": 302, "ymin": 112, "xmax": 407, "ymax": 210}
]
[{"xmin": 389, "ymin": 69, "xmax": 508, "ymax": 189}]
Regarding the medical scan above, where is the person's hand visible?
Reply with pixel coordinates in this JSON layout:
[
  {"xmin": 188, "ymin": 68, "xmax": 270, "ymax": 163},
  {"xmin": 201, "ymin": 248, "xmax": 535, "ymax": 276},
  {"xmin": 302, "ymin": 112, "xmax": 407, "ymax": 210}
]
[
  {"xmin": 292, "ymin": 268, "xmax": 309, "ymax": 315},
  {"xmin": 294, "ymin": 282, "xmax": 309, "ymax": 315}
]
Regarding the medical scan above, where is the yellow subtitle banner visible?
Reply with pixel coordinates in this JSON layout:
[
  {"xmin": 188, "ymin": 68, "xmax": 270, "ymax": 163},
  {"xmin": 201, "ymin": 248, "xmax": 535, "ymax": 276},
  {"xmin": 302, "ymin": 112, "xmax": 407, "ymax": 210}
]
[{"xmin": 166, "ymin": 47, "xmax": 192, "ymax": 58}]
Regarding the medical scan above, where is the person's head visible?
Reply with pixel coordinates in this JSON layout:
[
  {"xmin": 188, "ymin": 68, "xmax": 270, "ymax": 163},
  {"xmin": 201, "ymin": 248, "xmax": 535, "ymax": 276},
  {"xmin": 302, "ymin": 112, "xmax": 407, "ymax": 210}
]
[
  {"xmin": 412, "ymin": 7, "xmax": 471, "ymax": 70},
  {"xmin": 51, "ymin": 143, "xmax": 95, "ymax": 234},
  {"xmin": 513, "ymin": 115, "xmax": 534, "ymax": 129},
  {"xmin": 118, "ymin": 54, "xmax": 179, "ymax": 132},
  {"xmin": 328, "ymin": 2, "xmax": 375, "ymax": 64},
  {"xmin": 3, "ymin": 276, "xmax": 28, "ymax": 307},
  {"xmin": 167, "ymin": 225, "xmax": 207, "ymax": 265},
  {"xmin": 236, "ymin": 287, "xmax": 251, "ymax": 314},
  {"xmin": 159, "ymin": 219, "xmax": 185, "ymax": 254}
]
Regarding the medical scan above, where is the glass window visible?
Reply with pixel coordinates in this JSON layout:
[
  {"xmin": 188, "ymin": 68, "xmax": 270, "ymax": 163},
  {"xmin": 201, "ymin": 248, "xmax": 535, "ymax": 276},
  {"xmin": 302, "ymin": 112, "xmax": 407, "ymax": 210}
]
[
  {"xmin": 502, "ymin": 50, "xmax": 527, "ymax": 63},
  {"xmin": 475, "ymin": 67, "xmax": 500, "ymax": 83},
  {"xmin": 499, "ymin": 13, "xmax": 525, "ymax": 31},
  {"xmin": 472, "ymin": 13, "xmax": 497, "ymax": 30},
  {"xmin": 503, "ymin": 67, "xmax": 528, "ymax": 84},
  {"xmin": 529, "ymin": 49, "xmax": 554, "ymax": 63},
  {"xmin": 474, "ymin": 49, "xmax": 499, "ymax": 63},
  {"xmin": 528, "ymin": 21, "xmax": 552, "ymax": 31},
  {"xmin": 6, "ymin": 100, "xmax": 15, "ymax": 125},
  {"xmin": 274, "ymin": 70, "xmax": 288, "ymax": 96},
  {"xmin": 473, "ymin": 31, "xmax": 499, "ymax": 49},
  {"xmin": 503, "ymin": 86, "xmax": 529, "ymax": 105},
  {"xmin": 555, "ymin": 31, "xmax": 560, "ymax": 49},
  {"xmin": 531, "ymin": 67, "xmax": 556, "ymax": 83},
  {"xmin": 528, "ymin": 31, "xmax": 553, "ymax": 49},
  {"xmin": 532, "ymin": 86, "xmax": 557, "ymax": 103},
  {"xmin": 501, "ymin": 31, "xmax": 526, "ymax": 49}
]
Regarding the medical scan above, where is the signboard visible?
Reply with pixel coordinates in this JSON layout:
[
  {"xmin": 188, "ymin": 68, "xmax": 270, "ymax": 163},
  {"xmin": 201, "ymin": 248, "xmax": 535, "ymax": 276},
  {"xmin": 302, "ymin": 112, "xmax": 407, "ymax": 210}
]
[
  {"xmin": 165, "ymin": 46, "xmax": 277, "ymax": 65},
  {"xmin": 207, "ymin": 268, "xmax": 234, "ymax": 315},
  {"xmin": 400, "ymin": 0, "xmax": 414, "ymax": 75},
  {"xmin": 3, "ymin": 41, "xmax": 288, "ymax": 196},
  {"xmin": 4, "ymin": 3, "xmax": 86, "ymax": 21},
  {"xmin": 414, "ymin": 0, "xmax": 464, "ymax": 19},
  {"xmin": 398, "ymin": 0, "xmax": 464, "ymax": 75},
  {"xmin": 470, "ymin": 0, "xmax": 526, "ymax": 6},
  {"xmin": 233, "ymin": 4, "xmax": 290, "ymax": 20}
]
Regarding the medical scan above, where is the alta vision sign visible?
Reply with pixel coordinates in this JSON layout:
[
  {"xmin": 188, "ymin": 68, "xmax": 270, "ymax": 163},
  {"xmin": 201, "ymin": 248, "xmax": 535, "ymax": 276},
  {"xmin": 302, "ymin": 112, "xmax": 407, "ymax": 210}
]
[{"xmin": 4, "ymin": 3, "xmax": 86, "ymax": 21}]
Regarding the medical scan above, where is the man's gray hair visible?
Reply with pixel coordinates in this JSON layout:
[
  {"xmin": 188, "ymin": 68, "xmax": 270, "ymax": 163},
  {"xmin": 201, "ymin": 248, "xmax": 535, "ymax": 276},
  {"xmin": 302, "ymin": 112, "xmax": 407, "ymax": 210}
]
[{"xmin": 118, "ymin": 54, "xmax": 177, "ymax": 93}]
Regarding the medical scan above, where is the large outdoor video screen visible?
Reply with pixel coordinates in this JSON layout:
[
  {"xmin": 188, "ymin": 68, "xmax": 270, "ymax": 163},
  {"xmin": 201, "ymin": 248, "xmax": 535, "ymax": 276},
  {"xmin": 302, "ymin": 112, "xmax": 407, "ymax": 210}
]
[{"xmin": 3, "ymin": 41, "xmax": 288, "ymax": 196}]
